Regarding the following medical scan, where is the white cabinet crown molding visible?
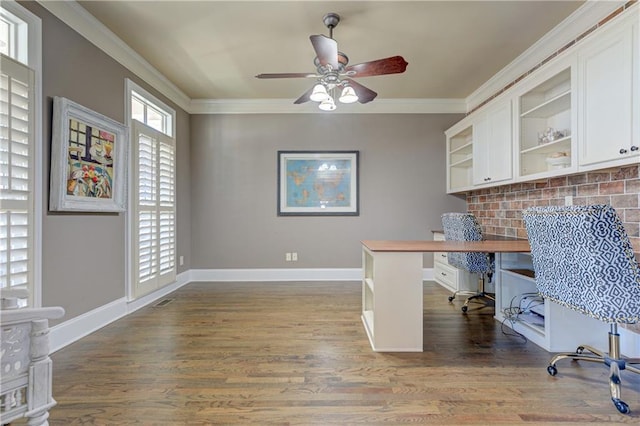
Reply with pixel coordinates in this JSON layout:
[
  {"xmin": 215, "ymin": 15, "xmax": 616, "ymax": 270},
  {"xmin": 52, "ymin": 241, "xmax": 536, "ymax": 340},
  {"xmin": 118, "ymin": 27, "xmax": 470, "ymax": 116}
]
[{"xmin": 466, "ymin": 1, "xmax": 628, "ymax": 113}]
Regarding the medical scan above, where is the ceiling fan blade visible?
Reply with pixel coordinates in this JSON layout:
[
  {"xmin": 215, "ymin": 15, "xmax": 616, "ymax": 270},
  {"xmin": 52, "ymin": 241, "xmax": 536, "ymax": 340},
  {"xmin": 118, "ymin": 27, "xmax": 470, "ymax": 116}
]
[
  {"xmin": 293, "ymin": 86, "xmax": 315, "ymax": 104},
  {"xmin": 255, "ymin": 73, "xmax": 318, "ymax": 79},
  {"xmin": 345, "ymin": 56, "xmax": 408, "ymax": 78},
  {"xmin": 310, "ymin": 35, "xmax": 339, "ymax": 69},
  {"xmin": 344, "ymin": 79, "xmax": 377, "ymax": 104}
]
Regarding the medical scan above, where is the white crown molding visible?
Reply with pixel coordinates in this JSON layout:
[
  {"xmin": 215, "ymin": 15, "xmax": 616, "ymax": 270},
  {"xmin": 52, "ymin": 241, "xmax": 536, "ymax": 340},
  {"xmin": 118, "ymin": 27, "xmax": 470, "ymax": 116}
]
[
  {"xmin": 466, "ymin": 0, "xmax": 628, "ymax": 112},
  {"xmin": 36, "ymin": 1, "xmax": 465, "ymax": 115},
  {"xmin": 39, "ymin": 1, "xmax": 628, "ymax": 116},
  {"xmin": 189, "ymin": 98, "xmax": 467, "ymax": 114},
  {"xmin": 37, "ymin": 0, "xmax": 191, "ymax": 112}
]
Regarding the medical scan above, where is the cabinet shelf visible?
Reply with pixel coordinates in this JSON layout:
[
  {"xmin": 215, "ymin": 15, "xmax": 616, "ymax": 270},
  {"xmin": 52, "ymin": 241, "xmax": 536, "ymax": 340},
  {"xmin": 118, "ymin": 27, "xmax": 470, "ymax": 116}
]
[
  {"xmin": 521, "ymin": 90, "xmax": 571, "ymax": 118},
  {"xmin": 362, "ymin": 309, "xmax": 374, "ymax": 335},
  {"xmin": 502, "ymin": 268, "xmax": 535, "ymax": 280},
  {"xmin": 520, "ymin": 136, "xmax": 571, "ymax": 155},
  {"xmin": 364, "ymin": 278, "xmax": 374, "ymax": 292},
  {"xmin": 514, "ymin": 315, "xmax": 546, "ymax": 334},
  {"xmin": 447, "ymin": 124, "xmax": 474, "ymax": 192},
  {"xmin": 450, "ymin": 141, "xmax": 472, "ymax": 155},
  {"xmin": 450, "ymin": 156, "xmax": 473, "ymax": 168}
]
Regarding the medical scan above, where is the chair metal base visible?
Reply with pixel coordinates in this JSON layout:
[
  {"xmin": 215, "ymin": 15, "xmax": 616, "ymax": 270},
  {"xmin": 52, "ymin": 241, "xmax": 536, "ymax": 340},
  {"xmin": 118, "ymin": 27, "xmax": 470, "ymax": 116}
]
[
  {"xmin": 546, "ymin": 324, "xmax": 640, "ymax": 414},
  {"xmin": 447, "ymin": 290, "xmax": 475, "ymax": 303},
  {"xmin": 461, "ymin": 292, "xmax": 495, "ymax": 313},
  {"xmin": 453, "ymin": 271, "xmax": 495, "ymax": 314}
]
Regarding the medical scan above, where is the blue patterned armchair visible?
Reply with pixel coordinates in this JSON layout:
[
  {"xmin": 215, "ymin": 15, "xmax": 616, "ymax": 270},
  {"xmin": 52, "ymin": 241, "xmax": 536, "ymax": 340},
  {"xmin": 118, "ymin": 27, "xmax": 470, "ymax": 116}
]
[
  {"xmin": 522, "ymin": 205, "xmax": 640, "ymax": 414},
  {"xmin": 441, "ymin": 212, "xmax": 495, "ymax": 313}
]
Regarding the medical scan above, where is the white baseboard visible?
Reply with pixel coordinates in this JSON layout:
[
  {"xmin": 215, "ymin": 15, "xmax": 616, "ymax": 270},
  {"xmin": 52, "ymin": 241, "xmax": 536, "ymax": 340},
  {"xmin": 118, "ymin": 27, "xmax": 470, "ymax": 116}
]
[
  {"xmin": 189, "ymin": 267, "xmax": 361, "ymax": 282},
  {"xmin": 190, "ymin": 267, "xmax": 434, "ymax": 282},
  {"xmin": 47, "ymin": 267, "xmax": 431, "ymax": 353}
]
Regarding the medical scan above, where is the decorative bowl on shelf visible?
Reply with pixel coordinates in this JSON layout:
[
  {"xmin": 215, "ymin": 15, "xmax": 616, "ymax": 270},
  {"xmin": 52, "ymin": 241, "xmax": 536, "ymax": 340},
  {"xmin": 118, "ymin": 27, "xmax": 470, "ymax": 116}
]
[{"xmin": 538, "ymin": 128, "xmax": 570, "ymax": 145}]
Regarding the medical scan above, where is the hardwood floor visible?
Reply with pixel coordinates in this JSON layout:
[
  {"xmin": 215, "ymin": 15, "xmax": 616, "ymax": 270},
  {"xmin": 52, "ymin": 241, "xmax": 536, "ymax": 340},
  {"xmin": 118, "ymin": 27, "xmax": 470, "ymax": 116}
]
[{"xmin": 49, "ymin": 281, "xmax": 640, "ymax": 425}]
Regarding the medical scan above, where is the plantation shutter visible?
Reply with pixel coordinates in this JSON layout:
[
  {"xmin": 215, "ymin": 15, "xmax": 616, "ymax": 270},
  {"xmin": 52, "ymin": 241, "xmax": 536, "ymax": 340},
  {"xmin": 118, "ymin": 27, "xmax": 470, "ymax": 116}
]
[
  {"xmin": 158, "ymin": 139, "xmax": 175, "ymax": 277},
  {"xmin": 132, "ymin": 120, "xmax": 175, "ymax": 298},
  {"xmin": 0, "ymin": 55, "xmax": 34, "ymax": 302}
]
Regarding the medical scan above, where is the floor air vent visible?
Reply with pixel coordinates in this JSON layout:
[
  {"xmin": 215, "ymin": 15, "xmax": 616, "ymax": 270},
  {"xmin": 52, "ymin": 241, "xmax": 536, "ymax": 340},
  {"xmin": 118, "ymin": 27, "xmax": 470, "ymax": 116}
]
[{"xmin": 153, "ymin": 299, "xmax": 173, "ymax": 307}]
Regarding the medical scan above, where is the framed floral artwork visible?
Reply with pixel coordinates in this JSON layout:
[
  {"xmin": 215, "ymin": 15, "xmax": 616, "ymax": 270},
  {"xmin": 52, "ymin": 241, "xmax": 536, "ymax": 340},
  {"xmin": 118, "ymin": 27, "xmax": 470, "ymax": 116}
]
[{"xmin": 49, "ymin": 97, "xmax": 128, "ymax": 212}]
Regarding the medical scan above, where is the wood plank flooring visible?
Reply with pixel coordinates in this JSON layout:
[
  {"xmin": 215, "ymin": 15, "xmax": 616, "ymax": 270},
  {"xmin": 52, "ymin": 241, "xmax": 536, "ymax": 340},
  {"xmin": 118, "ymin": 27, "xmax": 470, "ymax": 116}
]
[{"xmin": 48, "ymin": 281, "xmax": 640, "ymax": 425}]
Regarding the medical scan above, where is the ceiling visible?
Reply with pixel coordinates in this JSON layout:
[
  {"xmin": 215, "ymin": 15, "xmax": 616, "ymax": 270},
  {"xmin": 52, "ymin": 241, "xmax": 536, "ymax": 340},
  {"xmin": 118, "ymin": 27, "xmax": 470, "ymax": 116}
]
[{"xmin": 76, "ymin": 1, "xmax": 586, "ymax": 103}]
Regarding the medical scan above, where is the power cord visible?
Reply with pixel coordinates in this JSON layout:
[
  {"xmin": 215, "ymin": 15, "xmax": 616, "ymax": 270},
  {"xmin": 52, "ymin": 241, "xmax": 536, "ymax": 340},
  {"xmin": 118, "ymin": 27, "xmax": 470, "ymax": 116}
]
[{"xmin": 500, "ymin": 292, "xmax": 543, "ymax": 343}]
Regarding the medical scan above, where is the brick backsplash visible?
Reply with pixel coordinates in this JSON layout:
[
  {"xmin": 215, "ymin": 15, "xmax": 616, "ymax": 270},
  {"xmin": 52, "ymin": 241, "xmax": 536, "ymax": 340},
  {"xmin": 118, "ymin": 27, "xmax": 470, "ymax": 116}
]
[{"xmin": 466, "ymin": 164, "xmax": 640, "ymax": 252}]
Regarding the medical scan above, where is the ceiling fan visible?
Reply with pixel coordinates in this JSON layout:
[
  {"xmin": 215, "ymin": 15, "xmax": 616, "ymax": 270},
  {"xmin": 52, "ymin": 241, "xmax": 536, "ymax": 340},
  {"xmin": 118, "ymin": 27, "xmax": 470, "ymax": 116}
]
[{"xmin": 255, "ymin": 13, "xmax": 408, "ymax": 111}]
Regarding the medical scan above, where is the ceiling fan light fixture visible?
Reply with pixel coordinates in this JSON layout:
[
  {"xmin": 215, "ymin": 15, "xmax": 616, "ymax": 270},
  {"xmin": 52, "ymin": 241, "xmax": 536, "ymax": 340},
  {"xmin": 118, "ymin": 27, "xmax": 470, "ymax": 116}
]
[
  {"xmin": 318, "ymin": 97, "xmax": 336, "ymax": 111},
  {"xmin": 310, "ymin": 83, "xmax": 329, "ymax": 102},
  {"xmin": 339, "ymin": 86, "xmax": 358, "ymax": 104}
]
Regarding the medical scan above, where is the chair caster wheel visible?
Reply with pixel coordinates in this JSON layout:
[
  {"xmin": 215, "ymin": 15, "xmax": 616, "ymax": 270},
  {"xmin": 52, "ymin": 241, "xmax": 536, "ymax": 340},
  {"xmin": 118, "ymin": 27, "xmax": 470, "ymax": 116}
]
[
  {"xmin": 461, "ymin": 306, "xmax": 468, "ymax": 313},
  {"xmin": 576, "ymin": 346, "xmax": 585, "ymax": 354},
  {"xmin": 448, "ymin": 296, "xmax": 455, "ymax": 302},
  {"xmin": 612, "ymin": 398, "xmax": 630, "ymax": 414},
  {"xmin": 547, "ymin": 365, "xmax": 557, "ymax": 376}
]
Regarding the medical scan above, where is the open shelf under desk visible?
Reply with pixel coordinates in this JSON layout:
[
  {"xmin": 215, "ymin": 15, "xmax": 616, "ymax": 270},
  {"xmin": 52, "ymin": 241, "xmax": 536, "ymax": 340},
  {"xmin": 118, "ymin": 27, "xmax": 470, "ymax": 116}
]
[{"xmin": 502, "ymin": 268, "xmax": 535, "ymax": 280}]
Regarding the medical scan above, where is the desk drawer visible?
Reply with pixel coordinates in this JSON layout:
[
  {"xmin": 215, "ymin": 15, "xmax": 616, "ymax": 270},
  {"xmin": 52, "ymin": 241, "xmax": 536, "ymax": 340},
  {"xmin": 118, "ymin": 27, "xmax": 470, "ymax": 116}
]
[
  {"xmin": 434, "ymin": 251, "xmax": 450, "ymax": 265},
  {"xmin": 434, "ymin": 261, "xmax": 457, "ymax": 291}
]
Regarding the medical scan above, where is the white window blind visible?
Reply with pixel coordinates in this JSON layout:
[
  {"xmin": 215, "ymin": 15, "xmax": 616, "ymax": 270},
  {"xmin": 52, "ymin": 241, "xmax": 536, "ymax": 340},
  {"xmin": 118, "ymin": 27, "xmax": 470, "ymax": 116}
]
[
  {"xmin": 158, "ymin": 140, "xmax": 175, "ymax": 276},
  {"xmin": 0, "ymin": 54, "xmax": 34, "ymax": 299}
]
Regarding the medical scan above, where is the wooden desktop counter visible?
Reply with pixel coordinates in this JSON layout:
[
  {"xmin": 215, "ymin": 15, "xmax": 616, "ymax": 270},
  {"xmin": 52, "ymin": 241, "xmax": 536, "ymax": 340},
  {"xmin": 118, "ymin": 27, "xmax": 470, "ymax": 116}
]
[{"xmin": 360, "ymin": 239, "xmax": 530, "ymax": 352}]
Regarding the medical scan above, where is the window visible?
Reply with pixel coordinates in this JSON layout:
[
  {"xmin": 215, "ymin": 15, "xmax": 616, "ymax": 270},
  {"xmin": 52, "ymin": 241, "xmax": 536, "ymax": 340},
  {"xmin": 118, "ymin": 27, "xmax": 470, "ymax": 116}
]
[
  {"xmin": 126, "ymin": 80, "xmax": 176, "ymax": 299},
  {"xmin": 0, "ymin": 6, "xmax": 28, "ymax": 64},
  {"xmin": 0, "ymin": 56, "xmax": 34, "ymax": 299},
  {"xmin": 0, "ymin": 1, "xmax": 40, "ymax": 307},
  {"xmin": 131, "ymin": 90, "xmax": 173, "ymax": 137}
]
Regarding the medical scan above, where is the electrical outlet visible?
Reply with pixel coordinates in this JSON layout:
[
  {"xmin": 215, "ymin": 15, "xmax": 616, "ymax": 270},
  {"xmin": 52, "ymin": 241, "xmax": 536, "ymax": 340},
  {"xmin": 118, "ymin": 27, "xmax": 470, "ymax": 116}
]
[
  {"xmin": 179, "ymin": 256, "xmax": 184, "ymax": 266},
  {"xmin": 292, "ymin": 252, "xmax": 298, "ymax": 261},
  {"xmin": 285, "ymin": 253, "xmax": 292, "ymax": 261}
]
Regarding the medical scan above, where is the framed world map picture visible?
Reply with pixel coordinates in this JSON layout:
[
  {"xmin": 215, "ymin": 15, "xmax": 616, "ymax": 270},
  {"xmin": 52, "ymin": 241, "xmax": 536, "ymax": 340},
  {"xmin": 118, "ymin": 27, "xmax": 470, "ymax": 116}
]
[{"xmin": 277, "ymin": 151, "xmax": 359, "ymax": 216}]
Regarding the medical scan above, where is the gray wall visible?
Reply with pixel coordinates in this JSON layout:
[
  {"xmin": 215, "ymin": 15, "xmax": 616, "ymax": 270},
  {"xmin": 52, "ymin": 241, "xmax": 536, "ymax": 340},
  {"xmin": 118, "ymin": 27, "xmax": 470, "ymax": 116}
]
[
  {"xmin": 21, "ymin": 1, "xmax": 464, "ymax": 325},
  {"xmin": 22, "ymin": 2, "xmax": 191, "ymax": 322},
  {"xmin": 190, "ymin": 114, "xmax": 466, "ymax": 269}
]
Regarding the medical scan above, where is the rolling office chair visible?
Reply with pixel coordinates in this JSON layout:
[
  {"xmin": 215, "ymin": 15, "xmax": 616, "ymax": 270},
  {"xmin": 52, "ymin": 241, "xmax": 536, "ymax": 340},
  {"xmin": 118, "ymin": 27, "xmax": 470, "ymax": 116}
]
[
  {"xmin": 441, "ymin": 212, "xmax": 495, "ymax": 313},
  {"xmin": 522, "ymin": 205, "xmax": 640, "ymax": 414}
]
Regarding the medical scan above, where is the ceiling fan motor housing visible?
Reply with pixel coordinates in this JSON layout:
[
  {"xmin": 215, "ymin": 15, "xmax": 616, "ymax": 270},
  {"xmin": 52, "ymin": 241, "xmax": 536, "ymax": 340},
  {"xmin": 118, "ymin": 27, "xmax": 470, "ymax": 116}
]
[{"xmin": 323, "ymin": 13, "xmax": 340, "ymax": 33}]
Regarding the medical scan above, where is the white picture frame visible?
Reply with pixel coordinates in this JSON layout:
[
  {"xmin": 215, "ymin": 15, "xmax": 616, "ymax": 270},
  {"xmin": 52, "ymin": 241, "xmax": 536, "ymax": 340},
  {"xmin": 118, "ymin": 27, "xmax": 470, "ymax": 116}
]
[{"xmin": 49, "ymin": 97, "xmax": 127, "ymax": 212}]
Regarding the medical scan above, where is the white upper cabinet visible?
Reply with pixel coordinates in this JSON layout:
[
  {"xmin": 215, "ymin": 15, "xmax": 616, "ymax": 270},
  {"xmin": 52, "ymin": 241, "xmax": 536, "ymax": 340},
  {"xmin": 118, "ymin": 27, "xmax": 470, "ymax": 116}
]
[
  {"xmin": 516, "ymin": 60, "xmax": 577, "ymax": 180},
  {"xmin": 577, "ymin": 14, "xmax": 639, "ymax": 169},
  {"xmin": 444, "ymin": 6, "xmax": 639, "ymax": 193},
  {"xmin": 446, "ymin": 119, "xmax": 474, "ymax": 193},
  {"xmin": 473, "ymin": 99, "xmax": 513, "ymax": 186}
]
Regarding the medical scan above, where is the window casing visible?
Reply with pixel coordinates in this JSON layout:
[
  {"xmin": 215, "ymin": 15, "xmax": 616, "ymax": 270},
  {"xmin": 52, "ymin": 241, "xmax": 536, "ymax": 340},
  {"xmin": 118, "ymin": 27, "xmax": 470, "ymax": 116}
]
[
  {"xmin": 0, "ymin": 56, "xmax": 34, "ymax": 298},
  {"xmin": 0, "ymin": 1, "xmax": 40, "ymax": 307},
  {"xmin": 126, "ymin": 81, "xmax": 176, "ymax": 300}
]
